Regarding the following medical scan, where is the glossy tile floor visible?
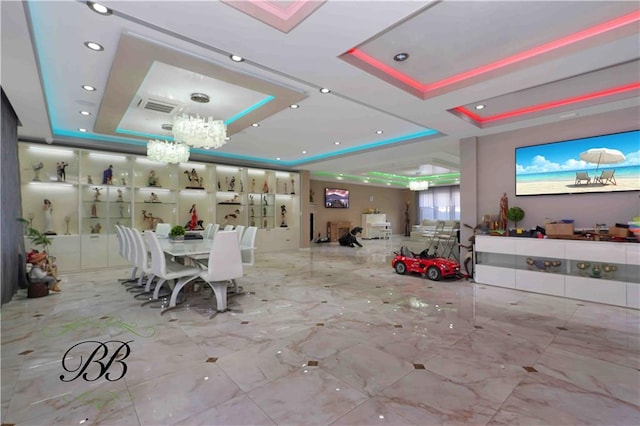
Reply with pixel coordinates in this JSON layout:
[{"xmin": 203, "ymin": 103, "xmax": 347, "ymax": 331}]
[{"xmin": 2, "ymin": 238, "xmax": 639, "ymax": 425}]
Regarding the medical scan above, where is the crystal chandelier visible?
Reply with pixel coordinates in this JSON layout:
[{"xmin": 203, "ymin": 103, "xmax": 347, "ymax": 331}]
[
  {"xmin": 172, "ymin": 93, "xmax": 227, "ymax": 149},
  {"xmin": 409, "ymin": 180, "xmax": 430, "ymax": 191},
  {"xmin": 147, "ymin": 139, "xmax": 190, "ymax": 163}
]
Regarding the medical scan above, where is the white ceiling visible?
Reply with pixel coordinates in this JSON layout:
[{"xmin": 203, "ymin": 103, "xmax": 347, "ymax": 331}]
[{"xmin": 2, "ymin": 0, "xmax": 638, "ymax": 187}]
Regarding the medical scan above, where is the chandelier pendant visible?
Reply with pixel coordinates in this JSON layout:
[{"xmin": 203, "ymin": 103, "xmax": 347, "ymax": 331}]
[
  {"xmin": 172, "ymin": 92, "xmax": 228, "ymax": 149},
  {"xmin": 147, "ymin": 139, "xmax": 190, "ymax": 163}
]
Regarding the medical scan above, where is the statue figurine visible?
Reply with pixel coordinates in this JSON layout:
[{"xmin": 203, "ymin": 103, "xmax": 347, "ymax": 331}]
[
  {"xmin": 32, "ymin": 162, "xmax": 44, "ymax": 181},
  {"xmin": 184, "ymin": 168, "xmax": 203, "ymax": 189},
  {"xmin": 56, "ymin": 162, "xmax": 68, "ymax": 182},
  {"xmin": 148, "ymin": 192, "xmax": 160, "ymax": 203},
  {"xmin": 87, "ymin": 175, "xmax": 93, "ymax": 184},
  {"xmin": 240, "ymin": 180, "xmax": 244, "ymax": 193},
  {"xmin": 250, "ymin": 207, "xmax": 255, "ymax": 217},
  {"xmin": 90, "ymin": 223, "xmax": 102, "ymax": 234},
  {"xmin": 90, "ymin": 203, "xmax": 97, "ymax": 218},
  {"xmin": 43, "ymin": 199, "xmax": 55, "ymax": 234},
  {"xmin": 187, "ymin": 204, "xmax": 198, "ymax": 231},
  {"xmin": 290, "ymin": 178, "xmax": 295, "ymax": 195},
  {"xmin": 225, "ymin": 177, "xmax": 229, "ymax": 191},
  {"xmin": 263, "ymin": 206, "xmax": 267, "ymax": 216},
  {"xmin": 93, "ymin": 187, "xmax": 102, "ymax": 202},
  {"xmin": 121, "ymin": 177, "xmax": 127, "ymax": 186},
  {"xmin": 102, "ymin": 165, "xmax": 113, "ymax": 185},
  {"xmin": 64, "ymin": 215, "xmax": 71, "ymax": 235},
  {"xmin": 249, "ymin": 195, "xmax": 254, "ymax": 205},
  {"xmin": 263, "ymin": 195, "xmax": 268, "ymax": 206},
  {"xmin": 263, "ymin": 180, "xmax": 269, "ymax": 193},
  {"xmin": 280, "ymin": 204, "xmax": 287, "ymax": 227},
  {"xmin": 498, "ymin": 192, "xmax": 508, "ymax": 231},
  {"xmin": 117, "ymin": 189, "xmax": 123, "ymax": 202},
  {"xmin": 148, "ymin": 170, "xmax": 159, "ymax": 187},
  {"xmin": 284, "ymin": 182, "xmax": 288, "ymax": 194},
  {"xmin": 217, "ymin": 180, "xmax": 221, "ymax": 190},
  {"xmin": 229, "ymin": 176, "xmax": 236, "ymax": 191},
  {"xmin": 251, "ymin": 178, "xmax": 256, "ymax": 193}
]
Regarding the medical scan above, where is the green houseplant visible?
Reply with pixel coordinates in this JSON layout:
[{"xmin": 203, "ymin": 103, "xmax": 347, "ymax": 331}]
[
  {"xmin": 169, "ymin": 225, "xmax": 186, "ymax": 240},
  {"xmin": 506, "ymin": 207, "xmax": 525, "ymax": 230},
  {"xmin": 18, "ymin": 218, "xmax": 53, "ymax": 253}
]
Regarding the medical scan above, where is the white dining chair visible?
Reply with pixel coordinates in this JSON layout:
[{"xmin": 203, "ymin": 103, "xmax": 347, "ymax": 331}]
[
  {"xmin": 115, "ymin": 225, "xmax": 137, "ymax": 284},
  {"xmin": 240, "ymin": 226, "xmax": 257, "ymax": 266},
  {"xmin": 155, "ymin": 223, "xmax": 171, "ymax": 238},
  {"xmin": 142, "ymin": 230, "xmax": 201, "ymax": 310},
  {"xmin": 203, "ymin": 223, "xmax": 213, "ymax": 239},
  {"xmin": 193, "ymin": 231, "xmax": 243, "ymax": 316},
  {"xmin": 223, "ymin": 225, "xmax": 234, "ymax": 231},
  {"xmin": 235, "ymin": 225, "xmax": 245, "ymax": 243},
  {"xmin": 121, "ymin": 226, "xmax": 140, "ymax": 286},
  {"xmin": 129, "ymin": 228, "xmax": 157, "ymax": 294}
]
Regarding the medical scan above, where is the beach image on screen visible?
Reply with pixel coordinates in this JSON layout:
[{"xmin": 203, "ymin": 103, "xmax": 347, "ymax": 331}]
[{"xmin": 515, "ymin": 130, "xmax": 640, "ymax": 196}]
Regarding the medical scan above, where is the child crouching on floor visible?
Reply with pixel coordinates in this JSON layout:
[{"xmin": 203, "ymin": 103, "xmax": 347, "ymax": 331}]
[{"xmin": 28, "ymin": 252, "xmax": 61, "ymax": 292}]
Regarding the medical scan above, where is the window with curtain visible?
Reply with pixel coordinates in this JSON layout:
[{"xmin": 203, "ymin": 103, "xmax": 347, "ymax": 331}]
[{"xmin": 418, "ymin": 186, "xmax": 460, "ymax": 222}]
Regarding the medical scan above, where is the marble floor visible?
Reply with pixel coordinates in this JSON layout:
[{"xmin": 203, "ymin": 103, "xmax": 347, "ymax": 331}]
[{"xmin": 2, "ymin": 238, "xmax": 639, "ymax": 425}]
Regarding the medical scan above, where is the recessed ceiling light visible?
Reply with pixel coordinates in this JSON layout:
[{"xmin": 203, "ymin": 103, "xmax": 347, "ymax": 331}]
[
  {"xmin": 84, "ymin": 41, "xmax": 104, "ymax": 51},
  {"xmin": 475, "ymin": 104, "xmax": 485, "ymax": 110},
  {"xmin": 319, "ymin": 88, "xmax": 331, "ymax": 94},
  {"xmin": 161, "ymin": 123, "xmax": 173, "ymax": 131},
  {"xmin": 78, "ymin": 128, "xmax": 87, "ymax": 132},
  {"xmin": 87, "ymin": 2, "xmax": 112, "ymax": 15},
  {"xmin": 229, "ymin": 54, "xmax": 244, "ymax": 62},
  {"xmin": 386, "ymin": 182, "xmax": 391, "ymax": 186},
  {"xmin": 79, "ymin": 111, "xmax": 91, "ymax": 116},
  {"xmin": 334, "ymin": 141, "xmax": 340, "ymax": 145},
  {"xmin": 363, "ymin": 179, "xmax": 369, "ymax": 183},
  {"xmin": 560, "ymin": 112, "xmax": 578, "ymax": 119},
  {"xmin": 224, "ymin": 137, "xmax": 231, "ymax": 141},
  {"xmin": 276, "ymin": 157, "xmax": 281, "ymax": 160},
  {"xmin": 289, "ymin": 104, "xmax": 299, "ymax": 109},
  {"xmin": 393, "ymin": 52, "xmax": 409, "ymax": 62},
  {"xmin": 251, "ymin": 123, "xmax": 260, "ymax": 127},
  {"xmin": 376, "ymin": 130, "xmax": 383, "ymax": 135},
  {"xmin": 82, "ymin": 85, "xmax": 96, "ymax": 91},
  {"xmin": 302, "ymin": 150, "xmax": 307, "ymax": 154}
]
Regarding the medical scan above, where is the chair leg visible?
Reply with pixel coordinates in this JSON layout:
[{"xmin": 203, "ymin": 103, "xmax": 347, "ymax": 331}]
[
  {"xmin": 165, "ymin": 276, "xmax": 199, "ymax": 311},
  {"xmin": 209, "ymin": 281, "xmax": 229, "ymax": 312},
  {"xmin": 140, "ymin": 278, "xmax": 167, "ymax": 306}
]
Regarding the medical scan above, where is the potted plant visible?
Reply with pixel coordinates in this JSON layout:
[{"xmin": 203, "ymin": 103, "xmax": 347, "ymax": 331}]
[
  {"xmin": 18, "ymin": 218, "xmax": 53, "ymax": 253},
  {"xmin": 169, "ymin": 225, "xmax": 186, "ymax": 241},
  {"xmin": 506, "ymin": 207, "xmax": 525, "ymax": 231}
]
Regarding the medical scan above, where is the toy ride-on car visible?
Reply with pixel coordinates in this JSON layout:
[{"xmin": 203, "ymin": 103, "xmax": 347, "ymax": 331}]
[{"xmin": 391, "ymin": 246, "xmax": 461, "ymax": 281}]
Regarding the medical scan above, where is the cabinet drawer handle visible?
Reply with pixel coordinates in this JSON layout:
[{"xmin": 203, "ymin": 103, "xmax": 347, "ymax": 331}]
[{"xmin": 90, "ymin": 235, "xmax": 100, "ymax": 239}]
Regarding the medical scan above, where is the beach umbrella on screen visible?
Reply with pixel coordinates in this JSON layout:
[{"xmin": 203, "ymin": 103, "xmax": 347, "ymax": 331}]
[{"xmin": 579, "ymin": 148, "xmax": 626, "ymax": 173}]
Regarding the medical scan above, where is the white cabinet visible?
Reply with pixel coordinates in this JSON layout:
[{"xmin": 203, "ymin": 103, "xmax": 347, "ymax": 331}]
[{"xmin": 476, "ymin": 236, "xmax": 639, "ymax": 308}]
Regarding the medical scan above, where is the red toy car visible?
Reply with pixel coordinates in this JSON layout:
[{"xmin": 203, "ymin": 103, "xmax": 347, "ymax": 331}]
[{"xmin": 391, "ymin": 247, "xmax": 461, "ymax": 281}]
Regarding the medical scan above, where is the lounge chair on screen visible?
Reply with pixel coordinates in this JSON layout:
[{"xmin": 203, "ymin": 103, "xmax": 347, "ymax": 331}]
[
  {"xmin": 595, "ymin": 170, "xmax": 616, "ymax": 185},
  {"xmin": 575, "ymin": 172, "xmax": 591, "ymax": 185}
]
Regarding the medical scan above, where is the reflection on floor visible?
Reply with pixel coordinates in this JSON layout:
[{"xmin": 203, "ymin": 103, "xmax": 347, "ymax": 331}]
[{"xmin": 2, "ymin": 238, "xmax": 639, "ymax": 425}]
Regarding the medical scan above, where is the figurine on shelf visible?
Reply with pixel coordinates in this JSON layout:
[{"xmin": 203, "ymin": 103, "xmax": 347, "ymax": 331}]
[
  {"xmin": 93, "ymin": 187, "xmax": 102, "ymax": 201},
  {"xmin": 250, "ymin": 217, "xmax": 255, "ymax": 227},
  {"xmin": 217, "ymin": 180, "xmax": 221, "ymax": 190},
  {"xmin": 229, "ymin": 176, "xmax": 236, "ymax": 191},
  {"xmin": 498, "ymin": 192, "xmax": 508, "ymax": 231},
  {"xmin": 90, "ymin": 223, "xmax": 102, "ymax": 234},
  {"xmin": 184, "ymin": 169, "xmax": 204, "ymax": 189},
  {"xmin": 263, "ymin": 180, "xmax": 269, "ymax": 193},
  {"xmin": 222, "ymin": 194, "xmax": 240, "ymax": 204},
  {"xmin": 148, "ymin": 170, "xmax": 159, "ymax": 187},
  {"xmin": 280, "ymin": 204, "xmax": 287, "ymax": 227},
  {"xmin": 121, "ymin": 176, "xmax": 127, "ymax": 186},
  {"xmin": 32, "ymin": 162, "xmax": 44, "ymax": 181},
  {"xmin": 56, "ymin": 162, "xmax": 68, "ymax": 182},
  {"xmin": 249, "ymin": 195, "xmax": 254, "ymax": 205},
  {"xmin": 290, "ymin": 178, "xmax": 295, "ymax": 195},
  {"xmin": 117, "ymin": 189, "xmax": 123, "ymax": 202},
  {"xmin": 223, "ymin": 209, "xmax": 240, "ymax": 226},
  {"xmin": 240, "ymin": 179, "xmax": 244, "ymax": 193},
  {"xmin": 102, "ymin": 165, "xmax": 113, "ymax": 185},
  {"xmin": 64, "ymin": 215, "xmax": 71, "ymax": 235},
  {"xmin": 87, "ymin": 175, "xmax": 93, "ymax": 184},
  {"xmin": 146, "ymin": 192, "xmax": 160, "ymax": 203},
  {"xmin": 284, "ymin": 182, "xmax": 288, "ymax": 194},
  {"xmin": 263, "ymin": 206, "xmax": 267, "ymax": 216},
  {"xmin": 141, "ymin": 210, "xmax": 164, "ymax": 230},
  {"xmin": 225, "ymin": 177, "xmax": 229, "ymax": 191},
  {"xmin": 251, "ymin": 178, "xmax": 256, "ymax": 193},
  {"xmin": 263, "ymin": 195, "xmax": 268, "ymax": 206},
  {"xmin": 90, "ymin": 202, "xmax": 97, "ymax": 218},
  {"xmin": 119, "ymin": 206, "xmax": 124, "ymax": 218},
  {"xmin": 250, "ymin": 207, "xmax": 255, "ymax": 217},
  {"xmin": 187, "ymin": 204, "xmax": 198, "ymax": 231},
  {"xmin": 43, "ymin": 199, "xmax": 55, "ymax": 235}
]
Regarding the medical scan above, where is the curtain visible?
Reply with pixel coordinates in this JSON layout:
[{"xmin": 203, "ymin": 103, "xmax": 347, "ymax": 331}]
[
  {"xmin": 418, "ymin": 186, "xmax": 460, "ymax": 222},
  {"xmin": 1, "ymin": 88, "xmax": 27, "ymax": 304}
]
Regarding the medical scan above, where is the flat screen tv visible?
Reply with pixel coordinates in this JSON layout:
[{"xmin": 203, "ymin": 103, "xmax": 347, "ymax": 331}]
[
  {"xmin": 515, "ymin": 129, "xmax": 640, "ymax": 196},
  {"xmin": 325, "ymin": 187, "xmax": 349, "ymax": 208}
]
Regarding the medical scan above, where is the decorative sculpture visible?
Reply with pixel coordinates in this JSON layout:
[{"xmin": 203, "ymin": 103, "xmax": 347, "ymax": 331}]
[
  {"xmin": 90, "ymin": 203, "xmax": 97, "ymax": 218},
  {"xmin": 290, "ymin": 178, "xmax": 295, "ymax": 195},
  {"xmin": 117, "ymin": 189, "xmax": 123, "ymax": 202},
  {"xmin": 56, "ymin": 162, "xmax": 68, "ymax": 182},
  {"xmin": 187, "ymin": 204, "xmax": 198, "ymax": 231},
  {"xmin": 32, "ymin": 162, "xmax": 44, "ymax": 181},
  {"xmin": 43, "ymin": 199, "xmax": 55, "ymax": 235},
  {"xmin": 90, "ymin": 223, "xmax": 102, "ymax": 234},
  {"xmin": 148, "ymin": 170, "xmax": 159, "ymax": 187},
  {"xmin": 240, "ymin": 179, "xmax": 244, "ymax": 192},
  {"xmin": 87, "ymin": 175, "xmax": 93, "ymax": 184},
  {"xmin": 280, "ymin": 204, "xmax": 287, "ymax": 227},
  {"xmin": 146, "ymin": 192, "xmax": 160, "ymax": 203},
  {"xmin": 141, "ymin": 210, "xmax": 164, "ymax": 230},
  {"xmin": 93, "ymin": 187, "xmax": 102, "ymax": 201},
  {"xmin": 229, "ymin": 176, "xmax": 236, "ymax": 191},
  {"xmin": 263, "ymin": 195, "xmax": 268, "ymax": 206},
  {"xmin": 498, "ymin": 192, "xmax": 508, "ymax": 231},
  {"xmin": 64, "ymin": 215, "xmax": 71, "ymax": 235},
  {"xmin": 102, "ymin": 165, "xmax": 113, "ymax": 185},
  {"xmin": 249, "ymin": 195, "xmax": 254, "ymax": 205},
  {"xmin": 184, "ymin": 169, "xmax": 204, "ymax": 189},
  {"xmin": 251, "ymin": 178, "xmax": 256, "ymax": 192},
  {"xmin": 263, "ymin": 180, "xmax": 269, "ymax": 193}
]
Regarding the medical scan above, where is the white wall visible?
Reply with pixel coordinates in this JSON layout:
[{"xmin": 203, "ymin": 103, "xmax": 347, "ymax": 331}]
[{"xmin": 462, "ymin": 106, "xmax": 640, "ymax": 231}]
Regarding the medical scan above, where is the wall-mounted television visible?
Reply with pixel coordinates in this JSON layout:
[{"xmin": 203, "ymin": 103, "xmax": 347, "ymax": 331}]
[
  {"xmin": 515, "ymin": 129, "xmax": 640, "ymax": 196},
  {"xmin": 325, "ymin": 188, "xmax": 349, "ymax": 208}
]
